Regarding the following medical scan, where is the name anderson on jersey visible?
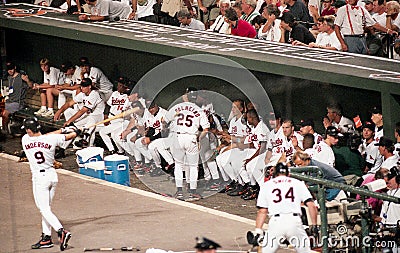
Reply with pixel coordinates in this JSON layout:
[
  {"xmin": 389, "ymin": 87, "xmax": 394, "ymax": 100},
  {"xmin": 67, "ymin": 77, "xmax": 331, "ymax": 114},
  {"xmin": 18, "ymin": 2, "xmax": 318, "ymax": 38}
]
[
  {"xmin": 24, "ymin": 142, "xmax": 52, "ymax": 150},
  {"xmin": 174, "ymin": 105, "xmax": 200, "ymax": 117}
]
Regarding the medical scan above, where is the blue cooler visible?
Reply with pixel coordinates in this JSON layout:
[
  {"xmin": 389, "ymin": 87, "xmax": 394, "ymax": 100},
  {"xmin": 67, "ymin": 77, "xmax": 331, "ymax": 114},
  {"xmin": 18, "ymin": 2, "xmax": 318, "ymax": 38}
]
[
  {"xmin": 104, "ymin": 154, "xmax": 130, "ymax": 186},
  {"xmin": 80, "ymin": 161, "xmax": 106, "ymax": 179},
  {"xmin": 76, "ymin": 147, "xmax": 104, "ymax": 179}
]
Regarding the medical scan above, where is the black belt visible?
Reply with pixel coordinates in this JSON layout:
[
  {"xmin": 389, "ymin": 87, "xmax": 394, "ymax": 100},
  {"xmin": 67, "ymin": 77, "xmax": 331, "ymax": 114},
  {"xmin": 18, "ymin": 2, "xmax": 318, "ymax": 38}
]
[
  {"xmin": 39, "ymin": 169, "xmax": 45, "ymax": 172},
  {"xmin": 274, "ymin": 213, "xmax": 300, "ymax": 217},
  {"xmin": 344, "ymin": 34, "xmax": 364, "ymax": 38}
]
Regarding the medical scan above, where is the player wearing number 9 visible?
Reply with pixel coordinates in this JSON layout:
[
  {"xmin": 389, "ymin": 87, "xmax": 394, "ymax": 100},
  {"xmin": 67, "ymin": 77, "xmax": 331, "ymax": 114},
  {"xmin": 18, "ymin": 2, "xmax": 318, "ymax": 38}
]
[
  {"xmin": 21, "ymin": 117, "xmax": 78, "ymax": 251},
  {"xmin": 254, "ymin": 163, "xmax": 318, "ymax": 253}
]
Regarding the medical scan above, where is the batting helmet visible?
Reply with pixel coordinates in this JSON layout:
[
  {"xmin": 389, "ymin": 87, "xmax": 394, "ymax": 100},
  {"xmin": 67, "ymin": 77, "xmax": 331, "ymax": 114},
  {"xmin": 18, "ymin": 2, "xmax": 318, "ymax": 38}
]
[
  {"xmin": 21, "ymin": 117, "xmax": 41, "ymax": 133},
  {"xmin": 185, "ymin": 87, "xmax": 198, "ymax": 102},
  {"xmin": 273, "ymin": 162, "xmax": 289, "ymax": 177}
]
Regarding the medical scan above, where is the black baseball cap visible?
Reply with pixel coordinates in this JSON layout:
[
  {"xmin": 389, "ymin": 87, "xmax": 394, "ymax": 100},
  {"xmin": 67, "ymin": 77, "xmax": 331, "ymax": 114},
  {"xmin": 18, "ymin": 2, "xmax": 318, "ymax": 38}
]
[
  {"xmin": 374, "ymin": 137, "xmax": 394, "ymax": 148},
  {"xmin": 371, "ymin": 106, "xmax": 382, "ymax": 114},
  {"xmin": 116, "ymin": 76, "xmax": 129, "ymax": 86},
  {"xmin": 79, "ymin": 57, "xmax": 90, "ymax": 67},
  {"xmin": 6, "ymin": 61, "xmax": 16, "ymax": 70},
  {"xmin": 326, "ymin": 126, "xmax": 340, "ymax": 137},
  {"xmin": 194, "ymin": 237, "xmax": 221, "ymax": 250},
  {"xmin": 300, "ymin": 118, "xmax": 315, "ymax": 128},
  {"xmin": 387, "ymin": 167, "xmax": 400, "ymax": 180},
  {"xmin": 80, "ymin": 78, "xmax": 92, "ymax": 87},
  {"xmin": 362, "ymin": 122, "xmax": 375, "ymax": 131},
  {"xmin": 61, "ymin": 61, "xmax": 74, "ymax": 73}
]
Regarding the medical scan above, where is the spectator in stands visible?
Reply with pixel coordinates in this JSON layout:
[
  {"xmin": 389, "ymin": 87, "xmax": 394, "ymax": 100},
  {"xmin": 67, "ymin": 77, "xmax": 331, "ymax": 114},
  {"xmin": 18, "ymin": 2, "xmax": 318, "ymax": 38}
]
[
  {"xmin": 160, "ymin": 0, "xmax": 194, "ymax": 26},
  {"xmin": 375, "ymin": 137, "xmax": 398, "ymax": 171},
  {"xmin": 364, "ymin": 0, "xmax": 375, "ymax": 15},
  {"xmin": 258, "ymin": 4, "xmax": 282, "ymax": 41},
  {"xmin": 385, "ymin": 1, "xmax": 400, "ymax": 32},
  {"xmin": 358, "ymin": 122, "xmax": 383, "ymax": 175},
  {"xmin": 279, "ymin": 11, "xmax": 316, "ymax": 44},
  {"xmin": 207, "ymin": 0, "xmax": 231, "ymax": 34},
  {"xmin": 78, "ymin": 0, "xmax": 132, "ymax": 21},
  {"xmin": 224, "ymin": 7, "xmax": 257, "ymax": 38},
  {"xmin": 33, "ymin": 58, "xmax": 64, "ymax": 118},
  {"xmin": 78, "ymin": 57, "xmax": 113, "ymax": 102},
  {"xmin": 2, "ymin": 61, "xmax": 32, "ymax": 133},
  {"xmin": 197, "ymin": 0, "xmax": 220, "ymax": 29},
  {"xmin": 321, "ymin": 0, "xmax": 335, "ymax": 16},
  {"xmin": 241, "ymin": 0, "xmax": 260, "ymax": 23},
  {"xmin": 284, "ymin": 0, "xmax": 313, "ymax": 22},
  {"xmin": 293, "ymin": 15, "xmax": 342, "ymax": 50},
  {"xmin": 334, "ymin": 0, "xmax": 397, "ymax": 54},
  {"xmin": 326, "ymin": 102, "xmax": 354, "ymax": 133},
  {"xmin": 177, "ymin": 9, "xmax": 206, "ymax": 30},
  {"xmin": 292, "ymin": 151, "xmax": 346, "ymax": 201},
  {"xmin": 395, "ymin": 122, "xmax": 400, "ymax": 157},
  {"xmin": 129, "ymin": 0, "xmax": 157, "ymax": 22}
]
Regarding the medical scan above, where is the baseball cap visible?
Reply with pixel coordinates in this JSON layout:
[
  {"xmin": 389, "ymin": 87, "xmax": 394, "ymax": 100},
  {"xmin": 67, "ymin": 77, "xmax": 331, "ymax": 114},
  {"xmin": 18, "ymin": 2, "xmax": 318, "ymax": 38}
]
[
  {"xmin": 333, "ymin": 0, "xmax": 346, "ymax": 7},
  {"xmin": 116, "ymin": 76, "xmax": 129, "ymax": 86},
  {"xmin": 387, "ymin": 167, "xmax": 400, "ymax": 180},
  {"xmin": 61, "ymin": 61, "xmax": 73, "ymax": 73},
  {"xmin": 326, "ymin": 126, "xmax": 340, "ymax": 137},
  {"xmin": 80, "ymin": 78, "xmax": 92, "ymax": 87},
  {"xmin": 6, "ymin": 61, "xmax": 16, "ymax": 70},
  {"xmin": 362, "ymin": 122, "xmax": 375, "ymax": 131},
  {"xmin": 194, "ymin": 237, "xmax": 221, "ymax": 250},
  {"xmin": 300, "ymin": 118, "xmax": 315, "ymax": 128},
  {"xmin": 371, "ymin": 106, "xmax": 382, "ymax": 114},
  {"xmin": 374, "ymin": 137, "xmax": 394, "ymax": 148},
  {"xmin": 79, "ymin": 56, "xmax": 90, "ymax": 67}
]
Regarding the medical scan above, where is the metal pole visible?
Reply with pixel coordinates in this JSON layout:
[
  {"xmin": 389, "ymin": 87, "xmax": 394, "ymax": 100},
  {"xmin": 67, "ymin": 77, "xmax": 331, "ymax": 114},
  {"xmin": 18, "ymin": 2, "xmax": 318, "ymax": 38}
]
[{"xmin": 317, "ymin": 184, "xmax": 329, "ymax": 253}]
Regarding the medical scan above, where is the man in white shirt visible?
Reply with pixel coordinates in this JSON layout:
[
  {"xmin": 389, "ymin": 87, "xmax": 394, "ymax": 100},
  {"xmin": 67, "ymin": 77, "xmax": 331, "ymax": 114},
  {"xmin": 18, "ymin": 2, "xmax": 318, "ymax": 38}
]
[
  {"xmin": 326, "ymin": 102, "xmax": 354, "ymax": 134},
  {"xmin": 358, "ymin": 122, "xmax": 383, "ymax": 175},
  {"xmin": 177, "ymin": 9, "xmax": 206, "ymax": 30},
  {"xmin": 375, "ymin": 137, "xmax": 398, "ymax": 171},
  {"xmin": 371, "ymin": 106, "xmax": 384, "ymax": 142},
  {"xmin": 78, "ymin": 0, "xmax": 132, "ymax": 21}
]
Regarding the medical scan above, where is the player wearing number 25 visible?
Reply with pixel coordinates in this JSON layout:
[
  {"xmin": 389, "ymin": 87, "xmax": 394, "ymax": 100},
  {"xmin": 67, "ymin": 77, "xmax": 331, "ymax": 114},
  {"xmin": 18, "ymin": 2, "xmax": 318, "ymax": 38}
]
[{"xmin": 21, "ymin": 117, "xmax": 78, "ymax": 251}]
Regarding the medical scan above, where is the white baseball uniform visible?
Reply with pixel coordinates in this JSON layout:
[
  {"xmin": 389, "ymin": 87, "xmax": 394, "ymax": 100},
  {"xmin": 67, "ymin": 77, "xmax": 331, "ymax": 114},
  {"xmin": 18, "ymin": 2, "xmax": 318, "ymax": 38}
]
[
  {"xmin": 43, "ymin": 67, "xmax": 63, "ymax": 86},
  {"xmin": 136, "ymin": 107, "xmax": 168, "ymax": 164},
  {"xmin": 358, "ymin": 139, "xmax": 383, "ymax": 174},
  {"xmin": 165, "ymin": 101, "xmax": 210, "ymax": 190},
  {"xmin": 395, "ymin": 142, "xmax": 400, "ymax": 158},
  {"xmin": 216, "ymin": 115, "xmax": 250, "ymax": 181},
  {"xmin": 99, "ymin": 91, "xmax": 131, "ymax": 153},
  {"xmin": 266, "ymin": 127, "xmax": 297, "ymax": 165},
  {"xmin": 87, "ymin": 67, "xmax": 113, "ymax": 102},
  {"xmin": 22, "ymin": 133, "xmax": 66, "ymax": 236},
  {"xmin": 58, "ymin": 66, "xmax": 80, "ymax": 108},
  {"xmin": 257, "ymin": 175, "xmax": 313, "ymax": 253},
  {"xmin": 61, "ymin": 90, "xmax": 105, "ymax": 148},
  {"xmin": 374, "ymin": 126, "xmax": 384, "ymax": 143},
  {"xmin": 313, "ymin": 141, "xmax": 335, "ymax": 167},
  {"xmin": 239, "ymin": 121, "xmax": 270, "ymax": 185}
]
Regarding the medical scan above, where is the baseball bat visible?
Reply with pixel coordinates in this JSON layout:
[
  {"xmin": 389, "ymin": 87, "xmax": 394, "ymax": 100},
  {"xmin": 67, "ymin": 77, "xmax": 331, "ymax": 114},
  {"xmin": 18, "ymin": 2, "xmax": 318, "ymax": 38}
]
[
  {"xmin": 85, "ymin": 107, "xmax": 141, "ymax": 129},
  {"xmin": 83, "ymin": 246, "xmax": 140, "ymax": 251}
]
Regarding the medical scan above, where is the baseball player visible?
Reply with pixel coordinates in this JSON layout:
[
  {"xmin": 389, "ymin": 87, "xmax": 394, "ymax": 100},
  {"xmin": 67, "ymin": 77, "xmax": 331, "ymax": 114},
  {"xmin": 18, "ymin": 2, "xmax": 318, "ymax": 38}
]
[
  {"xmin": 79, "ymin": 57, "xmax": 113, "ymax": 102},
  {"xmin": 164, "ymin": 88, "xmax": 210, "ymax": 201},
  {"xmin": 99, "ymin": 77, "xmax": 132, "ymax": 154},
  {"xmin": 370, "ymin": 106, "xmax": 384, "ymax": 143},
  {"xmin": 135, "ymin": 102, "xmax": 169, "ymax": 175},
  {"xmin": 358, "ymin": 122, "xmax": 383, "ymax": 175},
  {"xmin": 54, "ymin": 78, "xmax": 105, "ymax": 148},
  {"xmin": 233, "ymin": 109, "xmax": 270, "ymax": 199},
  {"xmin": 216, "ymin": 99, "xmax": 250, "ymax": 191},
  {"xmin": 21, "ymin": 117, "xmax": 79, "ymax": 251},
  {"xmin": 254, "ymin": 163, "xmax": 318, "ymax": 253},
  {"xmin": 312, "ymin": 126, "xmax": 338, "ymax": 167},
  {"xmin": 264, "ymin": 119, "xmax": 301, "ymax": 166}
]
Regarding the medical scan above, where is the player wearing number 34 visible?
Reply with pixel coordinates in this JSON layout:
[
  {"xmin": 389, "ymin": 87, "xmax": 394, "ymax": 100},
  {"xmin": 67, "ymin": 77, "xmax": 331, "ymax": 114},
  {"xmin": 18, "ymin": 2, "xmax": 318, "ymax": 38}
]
[{"xmin": 21, "ymin": 117, "xmax": 78, "ymax": 251}]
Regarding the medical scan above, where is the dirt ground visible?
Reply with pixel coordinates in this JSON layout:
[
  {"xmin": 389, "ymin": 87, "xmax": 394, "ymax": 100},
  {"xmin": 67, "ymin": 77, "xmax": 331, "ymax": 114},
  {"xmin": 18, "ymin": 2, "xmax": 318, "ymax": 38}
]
[{"xmin": 1, "ymin": 134, "xmax": 259, "ymax": 222}]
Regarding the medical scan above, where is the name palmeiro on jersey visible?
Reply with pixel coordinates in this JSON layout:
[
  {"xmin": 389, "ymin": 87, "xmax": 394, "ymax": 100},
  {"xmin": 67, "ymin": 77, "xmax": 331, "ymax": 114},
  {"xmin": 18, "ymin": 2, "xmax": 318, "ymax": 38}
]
[{"xmin": 174, "ymin": 105, "xmax": 201, "ymax": 117}]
